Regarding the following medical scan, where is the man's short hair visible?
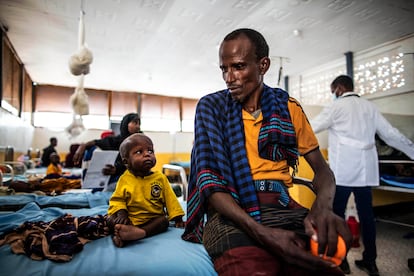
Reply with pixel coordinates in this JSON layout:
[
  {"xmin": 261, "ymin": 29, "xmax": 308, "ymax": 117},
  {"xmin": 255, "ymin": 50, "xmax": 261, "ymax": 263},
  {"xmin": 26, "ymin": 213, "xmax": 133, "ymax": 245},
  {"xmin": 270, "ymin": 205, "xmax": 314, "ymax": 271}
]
[
  {"xmin": 223, "ymin": 28, "xmax": 269, "ymax": 60},
  {"xmin": 331, "ymin": 75, "xmax": 354, "ymax": 91}
]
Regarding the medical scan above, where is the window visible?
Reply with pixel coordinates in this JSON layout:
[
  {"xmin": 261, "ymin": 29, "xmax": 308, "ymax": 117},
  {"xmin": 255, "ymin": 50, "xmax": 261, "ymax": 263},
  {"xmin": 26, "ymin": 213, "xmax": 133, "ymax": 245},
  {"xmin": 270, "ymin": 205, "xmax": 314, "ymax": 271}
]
[
  {"xmin": 110, "ymin": 91, "xmax": 139, "ymax": 117},
  {"xmin": 33, "ymin": 85, "xmax": 111, "ymax": 129},
  {"xmin": 354, "ymin": 51, "xmax": 405, "ymax": 95},
  {"xmin": 140, "ymin": 94, "xmax": 181, "ymax": 132},
  {"xmin": 30, "ymin": 85, "xmax": 197, "ymax": 132},
  {"xmin": 2, "ymin": 40, "xmax": 22, "ymax": 115},
  {"xmin": 181, "ymin": 98, "xmax": 197, "ymax": 132},
  {"xmin": 21, "ymin": 70, "xmax": 33, "ymax": 123}
]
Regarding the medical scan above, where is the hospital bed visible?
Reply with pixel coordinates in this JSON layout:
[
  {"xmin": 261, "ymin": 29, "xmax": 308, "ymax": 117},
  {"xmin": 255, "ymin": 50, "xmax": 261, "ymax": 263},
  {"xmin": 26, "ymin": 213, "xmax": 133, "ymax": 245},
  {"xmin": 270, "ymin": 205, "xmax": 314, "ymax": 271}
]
[
  {"xmin": 378, "ymin": 160, "xmax": 414, "ymax": 192},
  {"xmin": 0, "ymin": 190, "xmax": 216, "ymax": 276},
  {"xmin": 0, "ymin": 162, "xmax": 317, "ymax": 276},
  {"xmin": 0, "ymin": 162, "xmax": 216, "ymax": 275}
]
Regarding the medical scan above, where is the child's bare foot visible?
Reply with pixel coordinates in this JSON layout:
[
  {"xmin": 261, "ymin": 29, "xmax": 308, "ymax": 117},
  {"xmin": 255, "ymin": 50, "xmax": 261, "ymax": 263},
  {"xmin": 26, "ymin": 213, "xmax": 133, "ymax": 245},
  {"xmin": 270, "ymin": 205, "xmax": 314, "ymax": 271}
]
[
  {"xmin": 112, "ymin": 224, "xmax": 146, "ymax": 247},
  {"xmin": 113, "ymin": 235, "xmax": 123, "ymax": 247}
]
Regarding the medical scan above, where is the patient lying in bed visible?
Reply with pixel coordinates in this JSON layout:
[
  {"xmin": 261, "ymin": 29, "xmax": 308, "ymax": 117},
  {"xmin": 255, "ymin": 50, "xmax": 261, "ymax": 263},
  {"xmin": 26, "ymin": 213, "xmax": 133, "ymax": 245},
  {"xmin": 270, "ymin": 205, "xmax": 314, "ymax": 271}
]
[{"xmin": 106, "ymin": 133, "xmax": 185, "ymax": 247}]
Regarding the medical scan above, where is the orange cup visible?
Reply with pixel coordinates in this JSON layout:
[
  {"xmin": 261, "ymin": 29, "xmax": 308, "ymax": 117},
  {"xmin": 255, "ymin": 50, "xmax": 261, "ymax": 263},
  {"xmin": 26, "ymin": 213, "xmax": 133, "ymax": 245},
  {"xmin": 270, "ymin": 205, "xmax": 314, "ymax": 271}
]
[{"xmin": 310, "ymin": 235, "xmax": 346, "ymax": 266}]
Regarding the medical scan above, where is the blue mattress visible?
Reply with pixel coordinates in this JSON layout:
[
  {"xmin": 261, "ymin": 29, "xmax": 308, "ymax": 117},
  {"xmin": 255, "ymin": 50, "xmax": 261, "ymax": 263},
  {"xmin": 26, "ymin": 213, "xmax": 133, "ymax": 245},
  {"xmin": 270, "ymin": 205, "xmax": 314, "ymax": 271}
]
[
  {"xmin": 380, "ymin": 174, "xmax": 414, "ymax": 189},
  {"xmin": 0, "ymin": 191, "xmax": 112, "ymax": 211},
  {"xmin": 0, "ymin": 193, "xmax": 216, "ymax": 276}
]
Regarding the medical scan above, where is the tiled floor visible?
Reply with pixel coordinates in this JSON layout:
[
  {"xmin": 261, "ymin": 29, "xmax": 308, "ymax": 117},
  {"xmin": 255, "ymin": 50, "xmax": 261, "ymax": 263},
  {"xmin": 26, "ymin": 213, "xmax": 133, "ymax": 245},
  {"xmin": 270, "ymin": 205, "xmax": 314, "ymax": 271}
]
[{"xmin": 344, "ymin": 219, "xmax": 414, "ymax": 275}]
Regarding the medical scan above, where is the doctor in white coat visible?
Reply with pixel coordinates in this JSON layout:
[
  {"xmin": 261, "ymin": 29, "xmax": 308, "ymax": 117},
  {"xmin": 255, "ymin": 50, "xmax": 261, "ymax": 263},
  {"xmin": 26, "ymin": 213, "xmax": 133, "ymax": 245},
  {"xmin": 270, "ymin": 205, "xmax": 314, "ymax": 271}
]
[{"xmin": 311, "ymin": 75, "xmax": 414, "ymax": 276}]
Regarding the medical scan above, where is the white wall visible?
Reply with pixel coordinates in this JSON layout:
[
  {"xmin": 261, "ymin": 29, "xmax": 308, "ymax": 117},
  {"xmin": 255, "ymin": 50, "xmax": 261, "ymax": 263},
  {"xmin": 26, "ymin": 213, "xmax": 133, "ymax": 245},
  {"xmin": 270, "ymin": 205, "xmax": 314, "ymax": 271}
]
[{"xmin": 0, "ymin": 108, "xmax": 34, "ymax": 152}]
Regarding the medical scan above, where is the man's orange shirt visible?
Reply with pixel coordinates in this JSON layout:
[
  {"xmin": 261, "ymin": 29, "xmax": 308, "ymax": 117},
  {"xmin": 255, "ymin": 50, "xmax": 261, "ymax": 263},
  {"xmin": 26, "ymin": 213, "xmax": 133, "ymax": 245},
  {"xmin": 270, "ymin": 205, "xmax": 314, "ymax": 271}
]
[{"xmin": 243, "ymin": 97, "xmax": 319, "ymax": 186}]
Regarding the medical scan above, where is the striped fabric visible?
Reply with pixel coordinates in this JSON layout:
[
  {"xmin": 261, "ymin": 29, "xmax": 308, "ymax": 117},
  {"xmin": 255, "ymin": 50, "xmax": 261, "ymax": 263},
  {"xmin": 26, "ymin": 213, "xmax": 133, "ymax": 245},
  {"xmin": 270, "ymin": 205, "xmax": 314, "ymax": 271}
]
[
  {"xmin": 203, "ymin": 206, "xmax": 309, "ymax": 259},
  {"xmin": 0, "ymin": 214, "xmax": 108, "ymax": 262},
  {"xmin": 182, "ymin": 85, "xmax": 298, "ymax": 243}
]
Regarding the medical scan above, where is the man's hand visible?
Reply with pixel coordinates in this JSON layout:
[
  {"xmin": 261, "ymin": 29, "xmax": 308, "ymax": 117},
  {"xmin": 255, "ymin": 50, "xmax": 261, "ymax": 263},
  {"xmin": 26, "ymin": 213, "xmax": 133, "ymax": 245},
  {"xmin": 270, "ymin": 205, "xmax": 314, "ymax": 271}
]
[
  {"xmin": 208, "ymin": 192, "xmax": 341, "ymax": 271},
  {"xmin": 304, "ymin": 200, "xmax": 352, "ymax": 257},
  {"xmin": 303, "ymin": 149, "xmax": 352, "ymax": 260},
  {"xmin": 255, "ymin": 224, "xmax": 340, "ymax": 271}
]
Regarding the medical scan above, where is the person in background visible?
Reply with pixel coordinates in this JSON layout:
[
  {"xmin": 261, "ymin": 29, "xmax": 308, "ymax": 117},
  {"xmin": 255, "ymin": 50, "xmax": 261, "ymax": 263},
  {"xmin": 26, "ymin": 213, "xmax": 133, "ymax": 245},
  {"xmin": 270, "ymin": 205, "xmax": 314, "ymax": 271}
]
[
  {"xmin": 73, "ymin": 113, "xmax": 141, "ymax": 189},
  {"xmin": 64, "ymin": 144, "xmax": 81, "ymax": 168},
  {"xmin": 311, "ymin": 75, "xmax": 414, "ymax": 276},
  {"xmin": 41, "ymin": 137, "xmax": 58, "ymax": 167},
  {"xmin": 182, "ymin": 28, "xmax": 351, "ymax": 275},
  {"xmin": 107, "ymin": 133, "xmax": 184, "ymax": 247},
  {"xmin": 45, "ymin": 152, "xmax": 62, "ymax": 178}
]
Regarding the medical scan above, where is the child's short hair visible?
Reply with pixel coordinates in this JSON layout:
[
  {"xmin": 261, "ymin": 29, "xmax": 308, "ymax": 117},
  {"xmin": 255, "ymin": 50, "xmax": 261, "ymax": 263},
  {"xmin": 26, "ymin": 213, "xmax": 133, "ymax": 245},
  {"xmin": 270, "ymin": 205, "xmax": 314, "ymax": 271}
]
[{"xmin": 119, "ymin": 133, "xmax": 153, "ymax": 160}]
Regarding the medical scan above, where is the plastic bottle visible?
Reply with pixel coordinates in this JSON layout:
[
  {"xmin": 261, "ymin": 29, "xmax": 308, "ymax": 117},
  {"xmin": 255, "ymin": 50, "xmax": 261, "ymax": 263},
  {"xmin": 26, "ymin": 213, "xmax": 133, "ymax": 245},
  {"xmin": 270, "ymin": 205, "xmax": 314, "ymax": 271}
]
[{"xmin": 347, "ymin": 216, "xmax": 360, "ymax": 248}]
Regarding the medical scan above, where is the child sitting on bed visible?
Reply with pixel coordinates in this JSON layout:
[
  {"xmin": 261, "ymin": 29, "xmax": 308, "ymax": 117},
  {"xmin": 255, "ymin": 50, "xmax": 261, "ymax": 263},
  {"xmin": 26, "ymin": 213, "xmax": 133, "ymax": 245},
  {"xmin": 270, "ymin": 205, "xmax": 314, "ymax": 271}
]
[
  {"xmin": 107, "ymin": 133, "xmax": 185, "ymax": 247},
  {"xmin": 45, "ymin": 152, "xmax": 63, "ymax": 178}
]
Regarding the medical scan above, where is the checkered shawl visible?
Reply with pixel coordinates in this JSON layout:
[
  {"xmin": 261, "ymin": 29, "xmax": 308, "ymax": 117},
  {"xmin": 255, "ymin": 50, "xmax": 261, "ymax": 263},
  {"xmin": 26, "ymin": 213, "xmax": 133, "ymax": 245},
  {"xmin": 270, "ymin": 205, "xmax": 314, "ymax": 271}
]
[{"xmin": 182, "ymin": 85, "xmax": 298, "ymax": 243}]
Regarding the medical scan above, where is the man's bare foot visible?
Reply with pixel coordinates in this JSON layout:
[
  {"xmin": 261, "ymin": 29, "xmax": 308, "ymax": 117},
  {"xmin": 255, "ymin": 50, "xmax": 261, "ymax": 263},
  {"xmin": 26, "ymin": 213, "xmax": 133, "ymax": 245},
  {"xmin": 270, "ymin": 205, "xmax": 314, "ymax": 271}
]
[{"xmin": 112, "ymin": 224, "xmax": 146, "ymax": 247}]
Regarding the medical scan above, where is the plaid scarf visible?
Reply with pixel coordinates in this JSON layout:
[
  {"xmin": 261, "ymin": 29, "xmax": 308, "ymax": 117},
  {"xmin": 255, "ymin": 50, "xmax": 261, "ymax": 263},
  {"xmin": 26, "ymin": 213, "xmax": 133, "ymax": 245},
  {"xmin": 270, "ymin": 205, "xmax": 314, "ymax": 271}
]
[{"xmin": 182, "ymin": 85, "xmax": 298, "ymax": 243}]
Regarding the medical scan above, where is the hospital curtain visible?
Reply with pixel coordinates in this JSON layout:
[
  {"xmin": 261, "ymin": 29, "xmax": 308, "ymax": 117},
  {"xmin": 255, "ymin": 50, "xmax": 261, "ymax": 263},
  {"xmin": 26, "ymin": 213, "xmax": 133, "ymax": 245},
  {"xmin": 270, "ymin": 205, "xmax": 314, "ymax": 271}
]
[
  {"xmin": 110, "ymin": 91, "xmax": 139, "ymax": 117},
  {"xmin": 140, "ymin": 94, "xmax": 180, "ymax": 131},
  {"xmin": 181, "ymin": 98, "xmax": 197, "ymax": 132},
  {"xmin": 22, "ymin": 70, "xmax": 33, "ymax": 113},
  {"xmin": 2, "ymin": 39, "xmax": 22, "ymax": 113},
  {"xmin": 21, "ymin": 70, "xmax": 33, "ymax": 123},
  {"xmin": 181, "ymin": 98, "xmax": 197, "ymax": 121},
  {"xmin": 35, "ymin": 85, "xmax": 109, "ymax": 115},
  {"xmin": 34, "ymin": 85, "xmax": 73, "ymax": 113},
  {"xmin": 84, "ymin": 89, "xmax": 109, "ymax": 115}
]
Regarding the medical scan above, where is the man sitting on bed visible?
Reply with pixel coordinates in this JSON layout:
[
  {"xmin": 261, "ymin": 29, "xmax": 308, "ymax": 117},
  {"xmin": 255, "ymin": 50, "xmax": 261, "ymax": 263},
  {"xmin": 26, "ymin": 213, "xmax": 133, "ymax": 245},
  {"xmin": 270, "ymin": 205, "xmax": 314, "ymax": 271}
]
[
  {"xmin": 182, "ymin": 28, "xmax": 352, "ymax": 275},
  {"xmin": 107, "ymin": 133, "xmax": 185, "ymax": 247}
]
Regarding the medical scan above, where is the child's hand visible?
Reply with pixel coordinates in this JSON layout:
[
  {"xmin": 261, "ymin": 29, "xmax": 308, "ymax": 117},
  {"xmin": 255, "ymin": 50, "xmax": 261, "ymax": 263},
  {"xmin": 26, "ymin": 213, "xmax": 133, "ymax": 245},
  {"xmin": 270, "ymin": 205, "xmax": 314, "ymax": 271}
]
[
  {"xmin": 114, "ymin": 209, "xmax": 130, "ymax": 225},
  {"xmin": 107, "ymin": 209, "xmax": 130, "ymax": 228},
  {"xmin": 114, "ymin": 216, "xmax": 130, "ymax": 225},
  {"xmin": 174, "ymin": 216, "xmax": 184, "ymax": 228},
  {"xmin": 107, "ymin": 214, "xmax": 117, "ymax": 229}
]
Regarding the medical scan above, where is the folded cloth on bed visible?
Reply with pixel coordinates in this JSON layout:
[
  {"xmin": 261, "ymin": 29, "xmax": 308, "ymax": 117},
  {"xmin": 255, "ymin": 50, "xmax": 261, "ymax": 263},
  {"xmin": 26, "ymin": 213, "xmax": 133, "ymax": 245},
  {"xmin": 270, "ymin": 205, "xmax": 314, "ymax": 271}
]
[{"xmin": 0, "ymin": 213, "xmax": 109, "ymax": 262}]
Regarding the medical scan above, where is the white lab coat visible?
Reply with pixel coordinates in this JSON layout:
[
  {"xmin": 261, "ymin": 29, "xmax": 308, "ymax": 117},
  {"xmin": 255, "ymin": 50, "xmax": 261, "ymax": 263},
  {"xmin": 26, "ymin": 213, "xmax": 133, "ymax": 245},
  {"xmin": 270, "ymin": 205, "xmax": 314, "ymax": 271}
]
[{"xmin": 311, "ymin": 92, "xmax": 414, "ymax": 187}]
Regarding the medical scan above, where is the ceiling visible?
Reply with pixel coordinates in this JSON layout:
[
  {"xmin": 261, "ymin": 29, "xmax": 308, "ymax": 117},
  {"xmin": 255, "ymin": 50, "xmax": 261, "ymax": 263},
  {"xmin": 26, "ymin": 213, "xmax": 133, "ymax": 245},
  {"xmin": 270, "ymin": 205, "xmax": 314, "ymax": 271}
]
[{"xmin": 1, "ymin": 0, "xmax": 413, "ymax": 100}]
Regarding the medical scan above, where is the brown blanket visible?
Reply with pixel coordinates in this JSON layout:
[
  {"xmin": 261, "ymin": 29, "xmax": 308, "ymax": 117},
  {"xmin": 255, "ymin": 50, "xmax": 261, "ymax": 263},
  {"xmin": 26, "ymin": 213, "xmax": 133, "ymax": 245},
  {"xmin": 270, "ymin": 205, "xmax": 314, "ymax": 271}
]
[{"xmin": 0, "ymin": 214, "xmax": 109, "ymax": 262}]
